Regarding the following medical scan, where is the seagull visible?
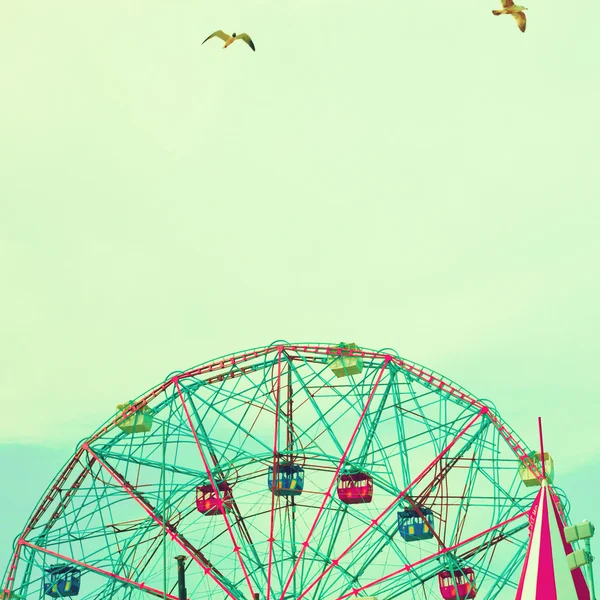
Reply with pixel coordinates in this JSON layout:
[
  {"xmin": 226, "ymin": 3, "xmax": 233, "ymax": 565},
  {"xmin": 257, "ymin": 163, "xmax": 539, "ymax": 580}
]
[
  {"xmin": 202, "ymin": 30, "xmax": 256, "ymax": 51},
  {"xmin": 492, "ymin": 0, "xmax": 527, "ymax": 32}
]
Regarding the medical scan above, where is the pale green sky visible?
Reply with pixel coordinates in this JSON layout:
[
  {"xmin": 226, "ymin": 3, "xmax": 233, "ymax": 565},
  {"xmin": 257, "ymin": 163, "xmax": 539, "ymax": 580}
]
[{"xmin": 1, "ymin": 0, "xmax": 599, "ymax": 585}]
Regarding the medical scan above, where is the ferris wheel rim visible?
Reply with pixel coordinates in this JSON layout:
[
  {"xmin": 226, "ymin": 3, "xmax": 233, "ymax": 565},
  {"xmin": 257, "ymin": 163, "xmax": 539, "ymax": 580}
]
[{"xmin": 3, "ymin": 341, "xmax": 561, "ymax": 600}]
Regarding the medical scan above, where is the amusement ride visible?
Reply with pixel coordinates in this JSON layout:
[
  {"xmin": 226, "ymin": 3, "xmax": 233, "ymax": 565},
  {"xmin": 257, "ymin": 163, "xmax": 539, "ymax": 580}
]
[{"xmin": 2, "ymin": 342, "xmax": 596, "ymax": 600}]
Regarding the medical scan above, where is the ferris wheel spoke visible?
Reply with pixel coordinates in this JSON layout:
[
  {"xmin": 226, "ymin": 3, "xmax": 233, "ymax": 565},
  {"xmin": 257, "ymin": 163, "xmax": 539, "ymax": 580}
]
[
  {"xmin": 83, "ymin": 444, "xmax": 244, "ymax": 600},
  {"xmin": 177, "ymin": 380, "xmax": 265, "ymax": 578},
  {"xmin": 18, "ymin": 540, "xmax": 181, "ymax": 600},
  {"xmin": 403, "ymin": 378, "xmax": 445, "ymax": 456},
  {"xmin": 174, "ymin": 379, "xmax": 258, "ymax": 600},
  {"xmin": 285, "ymin": 360, "xmax": 345, "ymax": 456},
  {"xmin": 390, "ymin": 377, "xmax": 412, "ymax": 488},
  {"xmin": 296, "ymin": 407, "xmax": 487, "ymax": 600},
  {"xmin": 409, "ymin": 421, "xmax": 491, "ymax": 550},
  {"xmin": 284, "ymin": 350, "xmax": 378, "ymax": 458},
  {"xmin": 266, "ymin": 347, "xmax": 285, "ymax": 600},
  {"xmin": 388, "ymin": 356, "xmax": 543, "ymax": 480},
  {"xmin": 181, "ymin": 385, "xmax": 274, "ymax": 458},
  {"xmin": 319, "ymin": 517, "xmax": 413, "ymax": 600},
  {"xmin": 477, "ymin": 536, "xmax": 528, "ymax": 599},
  {"xmin": 96, "ymin": 380, "xmax": 176, "ymax": 444},
  {"xmin": 305, "ymin": 505, "xmax": 350, "ymax": 599},
  {"xmin": 331, "ymin": 509, "xmax": 528, "ymax": 600},
  {"xmin": 15, "ymin": 449, "xmax": 91, "ymax": 547},
  {"xmin": 279, "ymin": 356, "xmax": 392, "ymax": 600},
  {"xmin": 443, "ymin": 434, "xmax": 489, "ymax": 548},
  {"xmin": 186, "ymin": 364, "xmax": 277, "ymax": 469}
]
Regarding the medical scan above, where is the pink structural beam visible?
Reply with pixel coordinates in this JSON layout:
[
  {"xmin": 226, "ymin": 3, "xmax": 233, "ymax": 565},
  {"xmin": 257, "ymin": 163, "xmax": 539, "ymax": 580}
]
[
  {"xmin": 86, "ymin": 345, "xmax": 278, "ymax": 447},
  {"xmin": 87, "ymin": 342, "xmax": 547, "ymax": 498},
  {"xmin": 18, "ymin": 541, "xmax": 182, "ymax": 600},
  {"xmin": 333, "ymin": 510, "xmax": 529, "ymax": 600},
  {"xmin": 295, "ymin": 406, "xmax": 489, "ymax": 600},
  {"xmin": 83, "ymin": 342, "xmax": 545, "ymax": 492},
  {"xmin": 215, "ymin": 344, "xmax": 545, "ymax": 487},
  {"xmin": 83, "ymin": 444, "xmax": 240, "ymax": 600},
  {"xmin": 88, "ymin": 379, "xmax": 176, "ymax": 444},
  {"xmin": 175, "ymin": 379, "xmax": 254, "ymax": 598},
  {"xmin": 283, "ymin": 345, "xmax": 552, "ymax": 507},
  {"xmin": 2, "ymin": 449, "xmax": 93, "ymax": 600},
  {"xmin": 266, "ymin": 347, "xmax": 284, "ymax": 600},
  {"xmin": 175, "ymin": 378, "xmax": 256, "ymax": 600},
  {"xmin": 278, "ymin": 356, "xmax": 392, "ymax": 600}
]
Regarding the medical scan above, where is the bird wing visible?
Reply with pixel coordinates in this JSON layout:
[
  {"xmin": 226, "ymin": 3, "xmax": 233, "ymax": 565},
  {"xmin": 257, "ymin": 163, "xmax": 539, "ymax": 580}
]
[
  {"xmin": 202, "ymin": 30, "xmax": 230, "ymax": 44},
  {"xmin": 512, "ymin": 11, "xmax": 527, "ymax": 31},
  {"xmin": 501, "ymin": 0, "xmax": 515, "ymax": 7},
  {"xmin": 236, "ymin": 33, "xmax": 256, "ymax": 51}
]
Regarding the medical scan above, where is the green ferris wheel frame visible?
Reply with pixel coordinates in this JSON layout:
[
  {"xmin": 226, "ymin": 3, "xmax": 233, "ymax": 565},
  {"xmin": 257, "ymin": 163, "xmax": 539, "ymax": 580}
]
[{"xmin": 2, "ymin": 342, "xmax": 573, "ymax": 600}]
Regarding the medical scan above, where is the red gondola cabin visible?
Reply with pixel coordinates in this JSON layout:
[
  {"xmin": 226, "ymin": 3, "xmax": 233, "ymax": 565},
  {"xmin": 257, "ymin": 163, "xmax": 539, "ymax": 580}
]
[
  {"xmin": 336, "ymin": 472, "xmax": 373, "ymax": 505},
  {"xmin": 196, "ymin": 481, "xmax": 234, "ymax": 516},
  {"xmin": 438, "ymin": 568, "xmax": 477, "ymax": 599}
]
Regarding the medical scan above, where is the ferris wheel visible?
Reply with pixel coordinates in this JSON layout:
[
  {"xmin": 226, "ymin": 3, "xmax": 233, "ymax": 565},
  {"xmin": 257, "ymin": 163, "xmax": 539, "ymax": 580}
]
[{"xmin": 2, "ymin": 342, "xmax": 569, "ymax": 600}]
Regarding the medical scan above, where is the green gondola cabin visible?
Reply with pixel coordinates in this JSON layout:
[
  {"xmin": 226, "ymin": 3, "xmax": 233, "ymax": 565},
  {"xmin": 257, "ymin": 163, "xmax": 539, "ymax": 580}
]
[
  {"xmin": 328, "ymin": 342, "xmax": 364, "ymax": 378},
  {"xmin": 116, "ymin": 403, "xmax": 154, "ymax": 435},
  {"xmin": 519, "ymin": 451, "xmax": 554, "ymax": 487}
]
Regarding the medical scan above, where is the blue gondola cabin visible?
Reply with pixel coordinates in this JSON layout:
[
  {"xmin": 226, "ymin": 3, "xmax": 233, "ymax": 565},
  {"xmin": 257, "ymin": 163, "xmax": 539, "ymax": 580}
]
[
  {"xmin": 398, "ymin": 507, "xmax": 434, "ymax": 541},
  {"xmin": 196, "ymin": 481, "xmax": 234, "ymax": 515},
  {"xmin": 44, "ymin": 565, "xmax": 81, "ymax": 598},
  {"xmin": 268, "ymin": 464, "xmax": 304, "ymax": 497},
  {"xmin": 337, "ymin": 472, "xmax": 373, "ymax": 505},
  {"xmin": 438, "ymin": 568, "xmax": 477, "ymax": 599}
]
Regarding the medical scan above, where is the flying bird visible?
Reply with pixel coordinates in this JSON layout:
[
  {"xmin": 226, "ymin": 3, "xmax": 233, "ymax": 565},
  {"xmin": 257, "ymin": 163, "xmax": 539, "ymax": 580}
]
[
  {"xmin": 492, "ymin": 0, "xmax": 527, "ymax": 32},
  {"xmin": 202, "ymin": 30, "xmax": 256, "ymax": 51}
]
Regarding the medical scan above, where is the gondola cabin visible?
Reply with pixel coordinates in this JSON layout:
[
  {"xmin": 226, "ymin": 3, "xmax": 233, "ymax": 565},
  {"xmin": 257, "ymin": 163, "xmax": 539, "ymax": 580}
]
[
  {"xmin": 398, "ymin": 507, "xmax": 434, "ymax": 541},
  {"xmin": 44, "ymin": 565, "xmax": 81, "ymax": 598},
  {"xmin": 438, "ymin": 568, "xmax": 477, "ymax": 599},
  {"xmin": 116, "ymin": 403, "xmax": 153, "ymax": 435},
  {"xmin": 519, "ymin": 451, "xmax": 554, "ymax": 487},
  {"xmin": 337, "ymin": 472, "xmax": 373, "ymax": 505},
  {"xmin": 196, "ymin": 481, "xmax": 234, "ymax": 515},
  {"xmin": 268, "ymin": 463, "xmax": 304, "ymax": 497},
  {"xmin": 327, "ymin": 342, "xmax": 364, "ymax": 378}
]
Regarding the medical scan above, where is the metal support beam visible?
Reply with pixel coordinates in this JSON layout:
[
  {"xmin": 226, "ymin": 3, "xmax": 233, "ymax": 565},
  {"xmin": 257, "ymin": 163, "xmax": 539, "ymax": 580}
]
[{"xmin": 175, "ymin": 556, "xmax": 187, "ymax": 600}]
